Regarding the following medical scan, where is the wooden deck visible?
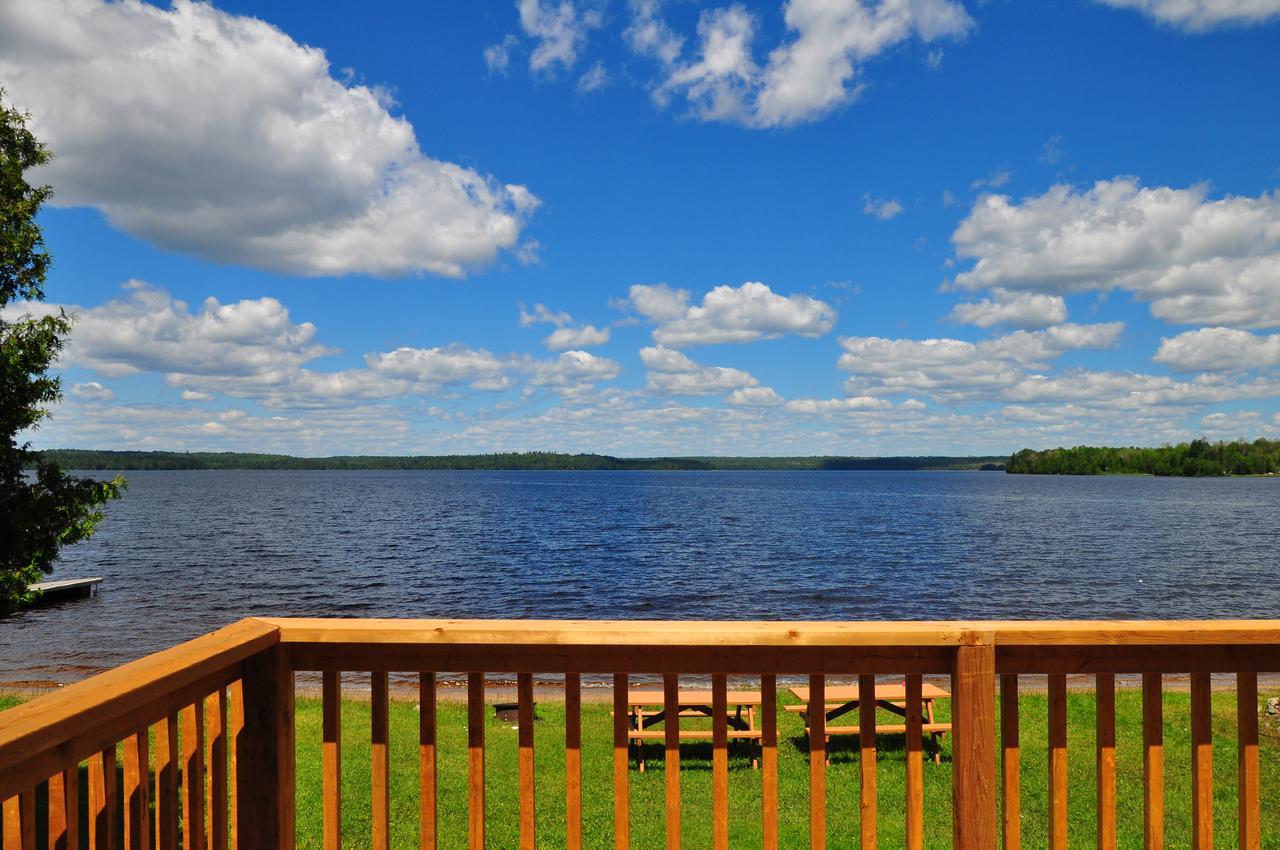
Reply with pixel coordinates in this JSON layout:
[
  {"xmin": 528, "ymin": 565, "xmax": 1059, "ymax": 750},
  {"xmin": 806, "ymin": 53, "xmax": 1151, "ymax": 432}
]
[
  {"xmin": 0, "ymin": 617, "xmax": 1275, "ymax": 849},
  {"xmin": 28, "ymin": 577, "xmax": 102, "ymax": 601}
]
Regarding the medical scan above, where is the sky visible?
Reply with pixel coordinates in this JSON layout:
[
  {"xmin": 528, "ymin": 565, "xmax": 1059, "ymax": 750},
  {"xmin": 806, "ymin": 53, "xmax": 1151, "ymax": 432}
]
[{"xmin": 3, "ymin": 0, "xmax": 1280, "ymax": 457}]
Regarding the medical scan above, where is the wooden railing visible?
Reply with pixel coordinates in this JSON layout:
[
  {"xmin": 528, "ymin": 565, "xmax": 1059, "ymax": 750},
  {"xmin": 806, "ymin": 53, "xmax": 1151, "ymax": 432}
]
[{"xmin": 1, "ymin": 618, "xmax": 1277, "ymax": 849}]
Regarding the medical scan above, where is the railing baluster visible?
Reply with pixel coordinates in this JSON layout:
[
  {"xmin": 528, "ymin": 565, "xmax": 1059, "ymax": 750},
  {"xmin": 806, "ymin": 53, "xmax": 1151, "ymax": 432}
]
[
  {"xmin": 712, "ymin": 674, "xmax": 728, "ymax": 850},
  {"xmin": 182, "ymin": 701, "xmax": 206, "ymax": 850},
  {"xmin": 371, "ymin": 671, "xmax": 390, "ymax": 850},
  {"xmin": 420, "ymin": 672, "xmax": 437, "ymax": 850},
  {"xmin": 905, "ymin": 674, "xmax": 924, "ymax": 850},
  {"xmin": 2, "ymin": 791, "xmax": 34, "ymax": 850},
  {"xmin": 49, "ymin": 765, "xmax": 77, "ymax": 850},
  {"xmin": 1048, "ymin": 673, "xmax": 1067, "ymax": 850},
  {"xmin": 663, "ymin": 673, "xmax": 681, "ymax": 850},
  {"xmin": 467, "ymin": 672, "xmax": 485, "ymax": 850},
  {"xmin": 227, "ymin": 682, "xmax": 242, "ymax": 850},
  {"xmin": 999, "ymin": 674, "xmax": 1019, "ymax": 850},
  {"xmin": 125, "ymin": 731, "xmax": 151, "ymax": 850},
  {"xmin": 565, "ymin": 673, "xmax": 583, "ymax": 850},
  {"xmin": 761, "ymin": 674, "xmax": 778, "ymax": 850},
  {"xmin": 322, "ymin": 671, "xmax": 341, "ymax": 850},
  {"xmin": 1142, "ymin": 672, "xmax": 1164, "ymax": 850},
  {"xmin": 156, "ymin": 715, "xmax": 179, "ymax": 850},
  {"xmin": 1237, "ymin": 671, "xmax": 1260, "ymax": 850},
  {"xmin": 90, "ymin": 747, "xmax": 117, "ymax": 850},
  {"xmin": 612, "ymin": 673, "xmax": 629, "ymax": 850},
  {"xmin": 1096, "ymin": 673, "xmax": 1116, "ymax": 850},
  {"xmin": 236, "ymin": 644, "xmax": 295, "ymax": 850},
  {"xmin": 951, "ymin": 640, "xmax": 996, "ymax": 850},
  {"xmin": 207, "ymin": 690, "xmax": 228, "ymax": 850},
  {"xmin": 1190, "ymin": 672, "xmax": 1212, "ymax": 850},
  {"xmin": 809, "ymin": 674, "xmax": 826, "ymax": 850},
  {"xmin": 518, "ymin": 673, "xmax": 536, "ymax": 850},
  {"xmin": 859, "ymin": 674, "xmax": 877, "ymax": 848}
]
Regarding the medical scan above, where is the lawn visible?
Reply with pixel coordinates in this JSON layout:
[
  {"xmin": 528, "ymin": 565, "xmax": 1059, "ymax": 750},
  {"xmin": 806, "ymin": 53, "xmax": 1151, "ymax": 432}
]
[{"xmin": 4, "ymin": 687, "xmax": 1278, "ymax": 848}]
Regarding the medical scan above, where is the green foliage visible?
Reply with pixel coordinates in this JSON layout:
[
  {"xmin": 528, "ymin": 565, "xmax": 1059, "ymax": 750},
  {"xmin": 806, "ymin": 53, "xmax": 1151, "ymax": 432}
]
[
  {"xmin": 0, "ymin": 91, "xmax": 122, "ymax": 614},
  {"xmin": 1007, "ymin": 438, "xmax": 1280, "ymax": 477},
  {"xmin": 33, "ymin": 448, "xmax": 1008, "ymax": 472}
]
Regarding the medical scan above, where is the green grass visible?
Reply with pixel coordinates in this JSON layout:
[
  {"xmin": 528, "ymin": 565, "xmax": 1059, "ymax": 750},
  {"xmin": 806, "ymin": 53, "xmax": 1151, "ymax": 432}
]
[
  {"xmin": 3, "ymin": 689, "xmax": 1277, "ymax": 848},
  {"xmin": 291, "ymin": 687, "xmax": 1280, "ymax": 849}
]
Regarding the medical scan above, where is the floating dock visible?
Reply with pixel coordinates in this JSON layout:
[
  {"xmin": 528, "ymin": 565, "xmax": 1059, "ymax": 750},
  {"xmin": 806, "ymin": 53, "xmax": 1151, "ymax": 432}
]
[{"xmin": 30, "ymin": 577, "xmax": 102, "ymax": 602}]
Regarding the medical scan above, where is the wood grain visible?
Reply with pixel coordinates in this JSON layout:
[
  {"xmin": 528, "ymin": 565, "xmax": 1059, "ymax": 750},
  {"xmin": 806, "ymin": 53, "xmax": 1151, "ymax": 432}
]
[
  {"xmin": 999, "ymin": 674, "xmax": 1019, "ymax": 850},
  {"xmin": 952, "ymin": 643, "xmax": 996, "ymax": 850},
  {"xmin": 156, "ymin": 715, "xmax": 179, "ymax": 850},
  {"xmin": 1238, "ymin": 671, "xmax": 1260, "ymax": 850},
  {"xmin": 207, "ymin": 690, "xmax": 228, "ymax": 850},
  {"xmin": 235, "ymin": 645, "xmax": 294, "ymax": 850},
  {"xmin": 612, "ymin": 674, "xmax": 629, "ymax": 850},
  {"xmin": 859, "ymin": 673, "xmax": 877, "ymax": 849},
  {"xmin": 905, "ymin": 675, "xmax": 924, "ymax": 850},
  {"xmin": 322, "ymin": 672, "xmax": 341, "ymax": 850},
  {"xmin": 517, "ymin": 673, "xmax": 536, "ymax": 850},
  {"xmin": 565, "ymin": 672, "xmax": 582, "ymax": 850},
  {"xmin": 467, "ymin": 673, "xmax": 484, "ymax": 850},
  {"xmin": 761, "ymin": 674, "xmax": 778, "ymax": 850},
  {"xmin": 182, "ymin": 700, "xmax": 206, "ymax": 850},
  {"xmin": 1190, "ymin": 672, "xmax": 1212, "ymax": 850},
  {"xmin": 1142, "ymin": 672, "xmax": 1164, "ymax": 850},
  {"xmin": 124, "ymin": 730, "xmax": 151, "ymax": 850},
  {"xmin": 419, "ymin": 673, "xmax": 437, "ymax": 850},
  {"xmin": 663, "ymin": 674, "xmax": 680, "ymax": 850},
  {"xmin": 1048, "ymin": 674, "xmax": 1067, "ymax": 850},
  {"xmin": 1096, "ymin": 673, "xmax": 1116, "ymax": 850},
  {"xmin": 371, "ymin": 672, "xmax": 389, "ymax": 850},
  {"xmin": 711, "ymin": 674, "xmax": 728, "ymax": 850},
  {"xmin": 809, "ymin": 674, "xmax": 826, "ymax": 850}
]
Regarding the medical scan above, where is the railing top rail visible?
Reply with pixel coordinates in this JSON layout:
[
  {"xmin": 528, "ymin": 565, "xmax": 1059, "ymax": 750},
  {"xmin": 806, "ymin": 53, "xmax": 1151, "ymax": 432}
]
[
  {"xmin": 0, "ymin": 617, "xmax": 278, "ymax": 799},
  {"xmin": 258, "ymin": 617, "xmax": 1280, "ymax": 647}
]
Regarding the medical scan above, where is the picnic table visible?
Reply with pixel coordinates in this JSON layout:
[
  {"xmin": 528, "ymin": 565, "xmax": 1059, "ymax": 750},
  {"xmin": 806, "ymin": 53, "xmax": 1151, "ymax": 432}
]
[
  {"xmin": 626, "ymin": 689, "xmax": 764, "ymax": 771},
  {"xmin": 786, "ymin": 682, "xmax": 952, "ymax": 763}
]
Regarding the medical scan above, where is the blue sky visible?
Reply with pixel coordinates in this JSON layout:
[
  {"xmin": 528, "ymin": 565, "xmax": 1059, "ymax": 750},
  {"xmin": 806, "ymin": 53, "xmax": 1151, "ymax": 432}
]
[{"xmin": 3, "ymin": 0, "xmax": 1280, "ymax": 456}]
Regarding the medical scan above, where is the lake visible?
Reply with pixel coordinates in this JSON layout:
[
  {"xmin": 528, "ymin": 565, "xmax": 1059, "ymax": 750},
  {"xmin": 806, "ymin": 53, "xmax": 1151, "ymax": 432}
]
[{"xmin": 1, "ymin": 469, "xmax": 1275, "ymax": 684}]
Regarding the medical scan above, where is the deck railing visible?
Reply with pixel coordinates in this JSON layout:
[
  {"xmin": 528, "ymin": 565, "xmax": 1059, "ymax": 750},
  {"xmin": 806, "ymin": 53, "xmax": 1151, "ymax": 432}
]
[{"xmin": 1, "ymin": 617, "xmax": 1277, "ymax": 849}]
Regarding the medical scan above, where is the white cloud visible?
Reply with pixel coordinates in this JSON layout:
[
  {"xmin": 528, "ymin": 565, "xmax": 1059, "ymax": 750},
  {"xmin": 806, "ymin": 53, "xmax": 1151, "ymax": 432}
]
[
  {"xmin": 629, "ymin": 281, "xmax": 836, "ymax": 346},
  {"xmin": 952, "ymin": 178, "xmax": 1280, "ymax": 328},
  {"xmin": 785, "ymin": 395, "xmax": 892, "ymax": 413},
  {"xmin": 863, "ymin": 195, "xmax": 904, "ymax": 220},
  {"xmin": 71, "ymin": 382, "xmax": 114, "ymax": 401},
  {"xmin": 0, "ymin": 0, "xmax": 537, "ymax": 278},
  {"xmin": 726, "ymin": 386, "xmax": 785, "ymax": 407},
  {"xmin": 485, "ymin": 35, "xmax": 521, "ymax": 75},
  {"xmin": 949, "ymin": 290, "xmax": 1069, "ymax": 330},
  {"xmin": 640, "ymin": 0, "xmax": 972, "ymax": 128},
  {"xmin": 577, "ymin": 61, "xmax": 612, "ymax": 93},
  {"xmin": 529, "ymin": 350, "xmax": 623, "ymax": 390},
  {"xmin": 1155, "ymin": 327, "xmax": 1280, "ymax": 372},
  {"xmin": 520, "ymin": 303, "xmax": 574, "ymax": 327},
  {"xmin": 545, "ymin": 325, "xmax": 611, "ymax": 350},
  {"xmin": 517, "ymin": 0, "xmax": 604, "ymax": 73},
  {"xmin": 1097, "ymin": 0, "xmax": 1280, "ymax": 30},
  {"xmin": 640, "ymin": 346, "xmax": 759, "ymax": 395},
  {"xmin": 970, "ymin": 170, "xmax": 1012, "ymax": 191},
  {"xmin": 181, "ymin": 390, "xmax": 213, "ymax": 402}
]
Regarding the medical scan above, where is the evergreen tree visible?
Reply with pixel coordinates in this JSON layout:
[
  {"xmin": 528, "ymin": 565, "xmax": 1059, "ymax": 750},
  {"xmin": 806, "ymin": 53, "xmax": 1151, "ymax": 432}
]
[{"xmin": 0, "ymin": 92, "xmax": 122, "ymax": 613}]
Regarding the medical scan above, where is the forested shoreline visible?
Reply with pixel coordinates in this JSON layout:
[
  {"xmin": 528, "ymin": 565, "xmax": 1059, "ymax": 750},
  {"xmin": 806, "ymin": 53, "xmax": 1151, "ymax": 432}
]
[
  {"xmin": 31, "ymin": 449, "xmax": 1005, "ymax": 472},
  {"xmin": 1007, "ymin": 438, "xmax": 1280, "ymax": 476}
]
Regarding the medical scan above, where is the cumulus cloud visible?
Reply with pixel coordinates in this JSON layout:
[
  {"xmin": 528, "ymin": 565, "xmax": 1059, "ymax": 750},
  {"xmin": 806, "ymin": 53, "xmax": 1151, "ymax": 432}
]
[
  {"xmin": 1155, "ymin": 327, "xmax": 1280, "ymax": 373},
  {"xmin": 519, "ymin": 302, "xmax": 610, "ymax": 349},
  {"xmin": 577, "ymin": 61, "xmax": 612, "ymax": 93},
  {"xmin": 516, "ymin": 0, "xmax": 604, "ymax": 73},
  {"xmin": 635, "ymin": 0, "xmax": 972, "ymax": 128},
  {"xmin": 181, "ymin": 390, "xmax": 213, "ymax": 401},
  {"xmin": 952, "ymin": 179, "xmax": 1280, "ymax": 328},
  {"xmin": 785, "ymin": 395, "xmax": 892, "ymax": 413},
  {"xmin": 1097, "ymin": 0, "xmax": 1280, "ymax": 30},
  {"xmin": 0, "ymin": 0, "xmax": 537, "ymax": 278},
  {"xmin": 628, "ymin": 282, "xmax": 836, "ymax": 346},
  {"xmin": 949, "ymin": 290, "xmax": 1068, "ymax": 330},
  {"xmin": 863, "ymin": 195, "xmax": 904, "ymax": 220},
  {"xmin": 726, "ymin": 386, "xmax": 785, "ymax": 407},
  {"xmin": 71, "ymin": 382, "xmax": 114, "ymax": 401},
  {"xmin": 485, "ymin": 35, "xmax": 521, "ymax": 75},
  {"xmin": 640, "ymin": 346, "xmax": 759, "ymax": 395}
]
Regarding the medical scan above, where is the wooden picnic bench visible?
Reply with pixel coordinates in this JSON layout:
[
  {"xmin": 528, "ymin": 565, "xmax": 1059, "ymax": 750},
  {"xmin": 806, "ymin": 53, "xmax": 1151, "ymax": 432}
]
[
  {"xmin": 626, "ymin": 689, "xmax": 764, "ymax": 771},
  {"xmin": 787, "ymin": 681, "xmax": 952, "ymax": 763}
]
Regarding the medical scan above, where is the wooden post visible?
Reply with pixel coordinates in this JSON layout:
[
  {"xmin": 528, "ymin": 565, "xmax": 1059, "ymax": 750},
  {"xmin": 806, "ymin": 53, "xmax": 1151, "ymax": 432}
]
[
  {"xmin": 236, "ymin": 646, "xmax": 295, "ymax": 850},
  {"xmin": 952, "ymin": 637, "xmax": 996, "ymax": 850}
]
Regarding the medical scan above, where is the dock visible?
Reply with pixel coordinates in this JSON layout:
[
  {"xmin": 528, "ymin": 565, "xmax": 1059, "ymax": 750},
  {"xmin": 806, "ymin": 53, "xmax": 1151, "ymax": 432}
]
[{"xmin": 30, "ymin": 577, "xmax": 102, "ymax": 602}]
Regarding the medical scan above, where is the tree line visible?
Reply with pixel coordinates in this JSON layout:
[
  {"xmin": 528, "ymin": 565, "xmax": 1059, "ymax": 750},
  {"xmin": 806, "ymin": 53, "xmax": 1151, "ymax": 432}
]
[{"xmin": 1006, "ymin": 438, "xmax": 1280, "ymax": 477}]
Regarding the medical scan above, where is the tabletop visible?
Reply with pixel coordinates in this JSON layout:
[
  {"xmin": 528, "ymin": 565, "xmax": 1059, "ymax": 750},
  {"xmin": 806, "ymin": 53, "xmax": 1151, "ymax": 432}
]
[
  {"xmin": 787, "ymin": 683, "xmax": 950, "ymax": 702},
  {"xmin": 628, "ymin": 689, "xmax": 764, "ymax": 706}
]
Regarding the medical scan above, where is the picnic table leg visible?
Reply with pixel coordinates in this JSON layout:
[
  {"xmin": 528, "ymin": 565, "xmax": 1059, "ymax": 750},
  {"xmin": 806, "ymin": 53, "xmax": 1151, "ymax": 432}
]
[
  {"xmin": 749, "ymin": 704, "xmax": 758, "ymax": 770},
  {"xmin": 636, "ymin": 707, "xmax": 645, "ymax": 773},
  {"xmin": 926, "ymin": 699, "xmax": 941, "ymax": 765}
]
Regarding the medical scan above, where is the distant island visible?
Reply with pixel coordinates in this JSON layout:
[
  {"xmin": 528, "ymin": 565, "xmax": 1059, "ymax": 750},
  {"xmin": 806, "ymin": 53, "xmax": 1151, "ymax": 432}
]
[
  {"xmin": 34, "ymin": 449, "xmax": 1007, "ymax": 472},
  {"xmin": 1007, "ymin": 438, "xmax": 1280, "ymax": 477}
]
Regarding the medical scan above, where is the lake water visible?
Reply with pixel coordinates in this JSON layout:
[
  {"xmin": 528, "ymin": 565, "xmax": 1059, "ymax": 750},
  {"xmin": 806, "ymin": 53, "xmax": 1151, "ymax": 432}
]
[{"xmin": 1, "ymin": 469, "xmax": 1275, "ymax": 685}]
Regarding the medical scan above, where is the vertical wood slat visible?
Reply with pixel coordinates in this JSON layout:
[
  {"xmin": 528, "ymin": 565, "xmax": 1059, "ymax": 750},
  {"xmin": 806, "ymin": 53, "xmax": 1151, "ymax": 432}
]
[
  {"xmin": 951, "ymin": 641, "xmax": 997, "ymax": 850},
  {"xmin": 1142, "ymin": 672, "xmax": 1164, "ymax": 850},
  {"xmin": 182, "ymin": 701, "xmax": 206, "ymax": 850},
  {"xmin": 711, "ymin": 674, "xmax": 729, "ymax": 850},
  {"xmin": 124, "ymin": 731, "xmax": 151, "ymax": 850},
  {"xmin": 89, "ymin": 747, "xmax": 117, "ymax": 850},
  {"xmin": 999, "ymin": 674, "xmax": 1019, "ymax": 850},
  {"xmin": 612, "ymin": 674, "xmax": 629, "ymax": 850},
  {"xmin": 905, "ymin": 674, "xmax": 924, "ymax": 850},
  {"xmin": 1190, "ymin": 673, "xmax": 1212, "ymax": 850},
  {"xmin": 517, "ymin": 673, "xmax": 536, "ymax": 850},
  {"xmin": 227, "ymin": 681, "xmax": 243, "ymax": 850},
  {"xmin": 420, "ymin": 673, "xmax": 437, "ymax": 850},
  {"xmin": 565, "ymin": 673, "xmax": 583, "ymax": 850},
  {"xmin": 2, "ymin": 792, "xmax": 34, "ymax": 850},
  {"xmin": 808, "ymin": 674, "xmax": 826, "ymax": 850},
  {"xmin": 322, "ymin": 672, "xmax": 342, "ymax": 850},
  {"xmin": 859, "ymin": 674, "xmax": 877, "ymax": 849},
  {"xmin": 467, "ymin": 672, "xmax": 485, "ymax": 850},
  {"xmin": 371, "ymin": 672, "xmax": 390, "ymax": 850},
  {"xmin": 1237, "ymin": 671, "xmax": 1260, "ymax": 850},
  {"xmin": 1096, "ymin": 673, "xmax": 1117, "ymax": 850},
  {"xmin": 235, "ymin": 645, "xmax": 294, "ymax": 850},
  {"xmin": 156, "ymin": 715, "xmax": 179, "ymax": 850},
  {"xmin": 1, "ymin": 796, "xmax": 18, "ymax": 850},
  {"xmin": 49, "ymin": 764, "xmax": 78, "ymax": 850},
  {"xmin": 1048, "ymin": 674, "xmax": 1068, "ymax": 850},
  {"xmin": 663, "ymin": 673, "xmax": 681, "ymax": 850},
  {"xmin": 761, "ymin": 674, "xmax": 778, "ymax": 850},
  {"xmin": 207, "ymin": 690, "xmax": 228, "ymax": 850}
]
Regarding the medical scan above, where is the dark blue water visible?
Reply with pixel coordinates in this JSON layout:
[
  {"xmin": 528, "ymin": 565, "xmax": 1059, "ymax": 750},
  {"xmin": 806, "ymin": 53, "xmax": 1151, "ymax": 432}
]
[{"xmin": 1, "ymin": 470, "xmax": 1276, "ymax": 683}]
